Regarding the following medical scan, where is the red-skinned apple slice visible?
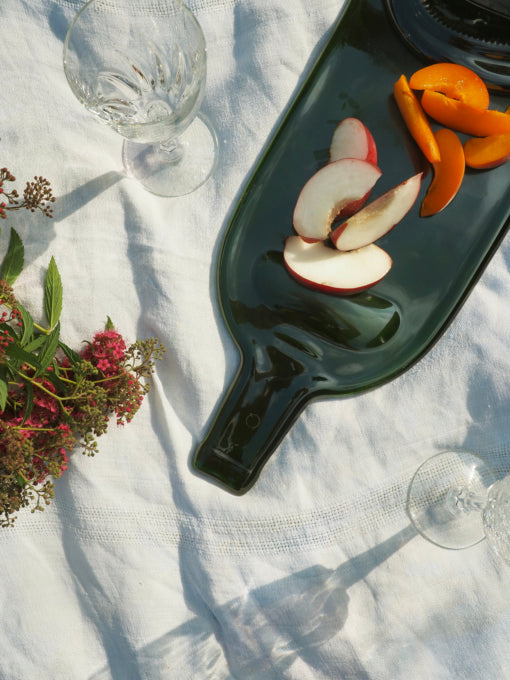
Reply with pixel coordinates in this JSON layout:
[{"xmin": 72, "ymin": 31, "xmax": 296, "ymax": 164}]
[
  {"xmin": 283, "ymin": 236, "xmax": 392, "ymax": 295},
  {"xmin": 329, "ymin": 117, "xmax": 378, "ymax": 165},
  {"xmin": 331, "ymin": 172, "xmax": 422, "ymax": 251},
  {"xmin": 293, "ymin": 158, "xmax": 382, "ymax": 242}
]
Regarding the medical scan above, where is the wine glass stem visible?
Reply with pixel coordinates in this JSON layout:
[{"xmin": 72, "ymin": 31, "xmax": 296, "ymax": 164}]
[
  {"xmin": 447, "ymin": 486, "xmax": 486, "ymax": 514},
  {"xmin": 159, "ymin": 138, "xmax": 184, "ymax": 164}
]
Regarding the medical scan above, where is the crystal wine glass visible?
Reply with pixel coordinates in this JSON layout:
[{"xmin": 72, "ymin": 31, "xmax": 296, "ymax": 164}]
[
  {"xmin": 63, "ymin": 0, "xmax": 218, "ymax": 197},
  {"xmin": 407, "ymin": 450, "xmax": 510, "ymax": 563}
]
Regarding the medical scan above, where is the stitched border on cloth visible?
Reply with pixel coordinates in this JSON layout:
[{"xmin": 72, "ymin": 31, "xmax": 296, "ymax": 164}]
[
  {"xmin": 54, "ymin": 0, "xmax": 239, "ymax": 11},
  {"xmin": 6, "ymin": 444, "xmax": 510, "ymax": 557}
]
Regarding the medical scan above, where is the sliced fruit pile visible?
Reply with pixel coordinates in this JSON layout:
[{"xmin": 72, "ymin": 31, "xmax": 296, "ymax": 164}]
[
  {"xmin": 284, "ymin": 117, "xmax": 422, "ymax": 295},
  {"xmin": 283, "ymin": 62, "xmax": 509, "ymax": 297},
  {"xmin": 394, "ymin": 63, "xmax": 510, "ymax": 217}
]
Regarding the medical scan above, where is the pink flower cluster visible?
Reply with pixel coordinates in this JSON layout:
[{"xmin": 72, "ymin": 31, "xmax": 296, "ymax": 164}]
[
  {"xmin": 81, "ymin": 329, "xmax": 127, "ymax": 375},
  {"xmin": 1, "ymin": 329, "xmax": 143, "ymax": 487},
  {"xmin": 0, "ymin": 292, "xmax": 21, "ymax": 361},
  {"xmin": 0, "ymin": 167, "xmax": 16, "ymax": 220},
  {"xmin": 2, "ymin": 375, "xmax": 73, "ymax": 483},
  {"xmin": 79, "ymin": 329, "xmax": 145, "ymax": 425}
]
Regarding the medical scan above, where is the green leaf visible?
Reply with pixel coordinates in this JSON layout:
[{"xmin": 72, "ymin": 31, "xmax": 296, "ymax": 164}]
[
  {"xmin": 6, "ymin": 342, "xmax": 41, "ymax": 371},
  {"xmin": 0, "ymin": 378, "xmax": 7, "ymax": 411},
  {"xmin": 0, "ymin": 228, "xmax": 24, "ymax": 285},
  {"xmin": 44, "ymin": 256, "xmax": 63, "ymax": 330},
  {"xmin": 20, "ymin": 380, "xmax": 33, "ymax": 425},
  {"xmin": 35, "ymin": 322, "xmax": 60, "ymax": 377},
  {"xmin": 105, "ymin": 316, "xmax": 115, "ymax": 330},
  {"xmin": 17, "ymin": 302, "xmax": 34, "ymax": 346},
  {"xmin": 23, "ymin": 335, "xmax": 47, "ymax": 353},
  {"xmin": 58, "ymin": 340, "xmax": 81, "ymax": 366}
]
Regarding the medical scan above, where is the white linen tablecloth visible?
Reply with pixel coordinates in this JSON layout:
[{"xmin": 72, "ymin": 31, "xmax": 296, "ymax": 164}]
[{"xmin": 1, "ymin": 0, "xmax": 510, "ymax": 678}]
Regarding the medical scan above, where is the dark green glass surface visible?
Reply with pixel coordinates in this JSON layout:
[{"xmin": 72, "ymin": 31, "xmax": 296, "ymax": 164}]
[{"xmin": 193, "ymin": 0, "xmax": 510, "ymax": 493}]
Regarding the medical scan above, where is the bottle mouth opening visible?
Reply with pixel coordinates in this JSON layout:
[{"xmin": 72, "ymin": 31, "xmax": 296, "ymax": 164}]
[{"xmin": 384, "ymin": 0, "xmax": 510, "ymax": 94}]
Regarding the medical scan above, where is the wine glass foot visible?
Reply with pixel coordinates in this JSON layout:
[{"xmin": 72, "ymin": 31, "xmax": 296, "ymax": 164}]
[
  {"xmin": 407, "ymin": 451, "xmax": 497, "ymax": 550},
  {"xmin": 122, "ymin": 114, "xmax": 219, "ymax": 197}
]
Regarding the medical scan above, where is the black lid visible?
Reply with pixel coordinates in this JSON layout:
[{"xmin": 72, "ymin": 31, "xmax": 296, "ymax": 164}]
[{"xmin": 384, "ymin": 0, "xmax": 510, "ymax": 93}]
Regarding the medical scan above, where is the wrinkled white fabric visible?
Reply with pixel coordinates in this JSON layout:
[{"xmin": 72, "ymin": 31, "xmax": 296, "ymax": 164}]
[{"xmin": 1, "ymin": 1, "xmax": 510, "ymax": 678}]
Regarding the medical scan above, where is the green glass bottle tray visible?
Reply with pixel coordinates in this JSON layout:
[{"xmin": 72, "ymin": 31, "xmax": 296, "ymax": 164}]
[{"xmin": 193, "ymin": 0, "xmax": 510, "ymax": 493}]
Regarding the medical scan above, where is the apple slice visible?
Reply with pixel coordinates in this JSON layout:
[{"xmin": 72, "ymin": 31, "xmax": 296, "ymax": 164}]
[
  {"xmin": 293, "ymin": 158, "xmax": 381, "ymax": 242},
  {"xmin": 329, "ymin": 117, "xmax": 378, "ymax": 165},
  {"xmin": 283, "ymin": 236, "xmax": 392, "ymax": 295},
  {"xmin": 331, "ymin": 172, "xmax": 422, "ymax": 251}
]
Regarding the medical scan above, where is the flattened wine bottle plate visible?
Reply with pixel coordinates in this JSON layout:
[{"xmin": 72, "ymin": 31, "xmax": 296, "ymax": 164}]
[{"xmin": 193, "ymin": 0, "xmax": 510, "ymax": 494}]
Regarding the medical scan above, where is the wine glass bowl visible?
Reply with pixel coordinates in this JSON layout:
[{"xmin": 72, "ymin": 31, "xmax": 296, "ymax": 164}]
[
  {"xmin": 407, "ymin": 450, "xmax": 510, "ymax": 564},
  {"xmin": 63, "ymin": 0, "xmax": 218, "ymax": 196}
]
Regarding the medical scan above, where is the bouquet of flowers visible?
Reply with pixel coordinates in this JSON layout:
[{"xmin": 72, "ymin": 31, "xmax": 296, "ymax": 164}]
[{"xmin": 0, "ymin": 167, "xmax": 164, "ymax": 527}]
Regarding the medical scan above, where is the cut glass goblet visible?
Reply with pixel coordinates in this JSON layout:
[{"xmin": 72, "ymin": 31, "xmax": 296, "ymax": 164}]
[
  {"xmin": 407, "ymin": 450, "xmax": 510, "ymax": 564},
  {"xmin": 63, "ymin": 0, "xmax": 218, "ymax": 197}
]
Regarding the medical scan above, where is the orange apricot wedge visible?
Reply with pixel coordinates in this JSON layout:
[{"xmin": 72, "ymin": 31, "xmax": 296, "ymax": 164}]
[
  {"xmin": 421, "ymin": 90, "xmax": 510, "ymax": 137},
  {"xmin": 464, "ymin": 133, "xmax": 510, "ymax": 169},
  {"xmin": 420, "ymin": 128, "xmax": 465, "ymax": 217},
  {"xmin": 393, "ymin": 75, "xmax": 440, "ymax": 164},
  {"xmin": 409, "ymin": 62, "xmax": 490, "ymax": 110}
]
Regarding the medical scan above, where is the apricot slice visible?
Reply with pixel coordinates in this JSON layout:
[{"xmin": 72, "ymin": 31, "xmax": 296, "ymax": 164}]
[
  {"xmin": 421, "ymin": 128, "xmax": 465, "ymax": 217},
  {"xmin": 464, "ymin": 133, "xmax": 510, "ymax": 169},
  {"xmin": 393, "ymin": 75, "xmax": 440, "ymax": 164},
  {"xmin": 421, "ymin": 90, "xmax": 510, "ymax": 137},
  {"xmin": 409, "ymin": 62, "xmax": 489, "ymax": 110}
]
